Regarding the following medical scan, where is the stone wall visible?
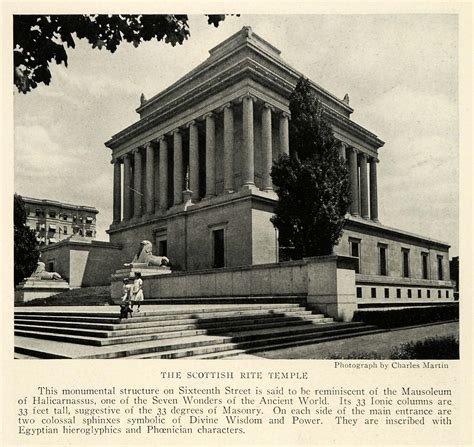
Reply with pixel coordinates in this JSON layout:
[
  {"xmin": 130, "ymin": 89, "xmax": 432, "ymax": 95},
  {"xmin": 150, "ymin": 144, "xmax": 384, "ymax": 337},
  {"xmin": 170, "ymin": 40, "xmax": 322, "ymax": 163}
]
[{"xmin": 40, "ymin": 239, "xmax": 123, "ymax": 288}]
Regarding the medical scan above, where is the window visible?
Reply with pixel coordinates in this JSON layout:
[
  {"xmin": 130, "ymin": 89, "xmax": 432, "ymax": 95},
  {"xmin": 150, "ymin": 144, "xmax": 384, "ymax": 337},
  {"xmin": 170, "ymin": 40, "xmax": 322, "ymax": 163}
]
[
  {"xmin": 384, "ymin": 288, "xmax": 390, "ymax": 298},
  {"xmin": 356, "ymin": 287, "xmax": 362, "ymax": 298},
  {"xmin": 350, "ymin": 239, "xmax": 361, "ymax": 273},
  {"xmin": 407, "ymin": 289, "xmax": 412, "ymax": 298},
  {"xmin": 36, "ymin": 223, "xmax": 41, "ymax": 231},
  {"xmin": 417, "ymin": 289, "xmax": 422, "ymax": 298},
  {"xmin": 48, "ymin": 261, "xmax": 55, "ymax": 272},
  {"xmin": 438, "ymin": 290, "xmax": 441, "ymax": 298},
  {"xmin": 402, "ymin": 249, "xmax": 410, "ymax": 278},
  {"xmin": 213, "ymin": 229, "xmax": 225, "ymax": 268},
  {"xmin": 446, "ymin": 290, "xmax": 449, "ymax": 298},
  {"xmin": 437, "ymin": 256, "xmax": 444, "ymax": 280},
  {"xmin": 427, "ymin": 290, "xmax": 431, "ymax": 298},
  {"xmin": 378, "ymin": 244, "xmax": 388, "ymax": 276},
  {"xmin": 49, "ymin": 211, "xmax": 56, "ymax": 218},
  {"xmin": 421, "ymin": 252, "xmax": 429, "ymax": 279},
  {"xmin": 62, "ymin": 214, "xmax": 68, "ymax": 221},
  {"xmin": 63, "ymin": 226, "xmax": 68, "ymax": 235},
  {"xmin": 371, "ymin": 288, "xmax": 377, "ymax": 298},
  {"xmin": 48, "ymin": 224, "xmax": 56, "ymax": 232},
  {"xmin": 86, "ymin": 230, "xmax": 93, "ymax": 237},
  {"xmin": 35, "ymin": 209, "xmax": 43, "ymax": 217},
  {"xmin": 396, "ymin": 288, "xmax": 401, "ymax": 298},
  {"xmin": 158, "ymin": 240, "xmax": 168, "ymax": 257}
]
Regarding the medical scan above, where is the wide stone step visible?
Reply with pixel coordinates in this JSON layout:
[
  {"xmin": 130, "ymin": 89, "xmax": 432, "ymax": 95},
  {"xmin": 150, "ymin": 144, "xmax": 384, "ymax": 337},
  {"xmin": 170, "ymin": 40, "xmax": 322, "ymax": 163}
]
[
  {"xmin": 189, "ymin": 328, "xmax": 386, "ymax": 359},
  {"xmin": 14, "ymin": 320, "xmax": 364, "ymax": 348},
  {"xmin": 143, "ymin": 296, "xmax": 306, "ymax": 305},
  {"xmin": 14, "ymin": 306, "xmax": 310, "ymax": 325},
  {"xmin": 123, "ymin": 325, "xmax": 383, "ymax": 359},
  {"xmin": 14, "ymin": 302, "xmax": 302, "ymax": 317},
  {"xmin": 14, "ymin": 316, "xmax": 333, "ymax": 339},
  {"xmin": 14, "ymin": 311, "xmax": 327, "ymax": 331}
]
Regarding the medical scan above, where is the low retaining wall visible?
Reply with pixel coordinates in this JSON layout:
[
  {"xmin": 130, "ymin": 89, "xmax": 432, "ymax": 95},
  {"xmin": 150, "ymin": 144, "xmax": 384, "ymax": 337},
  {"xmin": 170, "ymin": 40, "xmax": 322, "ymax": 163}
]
[
  {"xmin": 111, "ymin": 255, "xmax": 358, "ymax": 322},
  {"xmin": 355, "ymin": 274, "xmax": 455, "ymax": 307}
]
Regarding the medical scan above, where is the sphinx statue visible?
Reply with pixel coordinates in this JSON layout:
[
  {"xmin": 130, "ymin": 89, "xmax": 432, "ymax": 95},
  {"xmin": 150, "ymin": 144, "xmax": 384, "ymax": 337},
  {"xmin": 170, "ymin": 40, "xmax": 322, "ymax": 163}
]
[
  {"xmin": 32, "ymin": 261, "xmax": 62, "ymax": 280},
  {"xmin": 126, "ymin": 240, "xmax": 170, "ymax": 267}
]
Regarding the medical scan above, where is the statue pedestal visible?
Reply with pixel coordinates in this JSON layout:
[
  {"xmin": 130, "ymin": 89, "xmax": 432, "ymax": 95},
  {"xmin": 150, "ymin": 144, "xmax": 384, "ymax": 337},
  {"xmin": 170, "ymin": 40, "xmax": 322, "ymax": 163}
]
[
  {"xmin": 110, "ymin": 265, "xmax": 172, "ymax": 300},
  {"xmin": 15, "ymin": 278, "xmax": 70, "ymax": 304}
]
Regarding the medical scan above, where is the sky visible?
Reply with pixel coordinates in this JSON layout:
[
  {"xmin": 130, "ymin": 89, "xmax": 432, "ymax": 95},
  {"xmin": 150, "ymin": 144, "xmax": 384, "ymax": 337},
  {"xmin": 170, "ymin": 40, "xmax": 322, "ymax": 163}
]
[{"xmin": 13, "ymin": 14, "xmax": 459, "ymax": 256}]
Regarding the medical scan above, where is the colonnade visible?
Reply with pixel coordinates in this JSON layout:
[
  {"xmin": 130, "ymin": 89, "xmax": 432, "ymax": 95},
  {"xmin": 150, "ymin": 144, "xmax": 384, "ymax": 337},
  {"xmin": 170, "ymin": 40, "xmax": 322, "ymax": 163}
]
[
  {"xmin": 112, "ymin": 94, "xmax": 290, "ymax": 224},
  {"xmin": 341, "ymin": 142, "xmax": 379, "ymax": 222},
  {"xmin": 111, "ymin": 96, "xmax": 379, "ymax": 225}
]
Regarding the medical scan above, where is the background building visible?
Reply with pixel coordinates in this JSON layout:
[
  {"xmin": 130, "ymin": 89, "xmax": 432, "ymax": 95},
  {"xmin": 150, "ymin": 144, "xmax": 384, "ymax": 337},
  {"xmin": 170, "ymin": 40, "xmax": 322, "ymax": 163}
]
[{"xmin": 22, "ymin": 196, "xmax": 98, "ymax": 246}]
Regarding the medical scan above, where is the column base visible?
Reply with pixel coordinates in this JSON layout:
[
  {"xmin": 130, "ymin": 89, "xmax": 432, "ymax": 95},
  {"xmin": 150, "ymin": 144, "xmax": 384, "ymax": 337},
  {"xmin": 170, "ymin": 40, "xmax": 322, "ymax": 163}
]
[
  {"xmin": 240, "ymin": 183, "xmax": 257, "ymax": 191},
  {"xmin": 203, "ymin": 194, "xmax": 216, "ymax": 200},
  {"xmin": 350, "ymin": 212, "xmax": 360, "ymax": 217},
  {"xmin": 371, "ymin": 218, "xmax": 380, "ymax": 223}
]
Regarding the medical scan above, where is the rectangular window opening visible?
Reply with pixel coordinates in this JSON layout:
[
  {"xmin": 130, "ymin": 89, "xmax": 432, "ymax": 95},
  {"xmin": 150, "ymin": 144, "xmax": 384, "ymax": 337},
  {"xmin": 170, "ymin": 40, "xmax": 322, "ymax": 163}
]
[
  {"xmin": 371, "ymin": 287, "xmax": 377, "ymax": 298},
  {"xmin": 384, "ymin": 288, "xmax": 389, "ymax": 298},
  {"xmin": 213, "ymin": 229, "xmax": 225, "ymax": 268},
  {"xmin": 407, "ymin": 289, "xmax": 412, "ymax": 298},
  {"xmin": 356, "ymin": 287, "xmax": 362, "ymax": 298},
  {"xmin": 396, "ymin": 288, "xmax": 401, "ymax": 298}
]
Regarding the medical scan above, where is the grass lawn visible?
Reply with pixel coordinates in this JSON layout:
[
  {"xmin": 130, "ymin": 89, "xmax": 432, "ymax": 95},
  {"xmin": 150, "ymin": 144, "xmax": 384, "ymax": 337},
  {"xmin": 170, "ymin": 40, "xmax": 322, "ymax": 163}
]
[
  {"xmin": 243, "ymin": 321, "xmax": 459, "ymax": 359},
  {"xmin": 16, "ymin": 286, "xmax": 112, "ymax": 306}
]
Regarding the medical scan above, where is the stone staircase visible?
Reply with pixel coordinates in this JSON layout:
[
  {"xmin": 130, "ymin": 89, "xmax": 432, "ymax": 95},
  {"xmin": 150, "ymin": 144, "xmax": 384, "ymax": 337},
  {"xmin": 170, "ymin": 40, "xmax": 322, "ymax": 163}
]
[{"xmin": 14, "ymin": 299, "xmax": 383, "ymax": 359}]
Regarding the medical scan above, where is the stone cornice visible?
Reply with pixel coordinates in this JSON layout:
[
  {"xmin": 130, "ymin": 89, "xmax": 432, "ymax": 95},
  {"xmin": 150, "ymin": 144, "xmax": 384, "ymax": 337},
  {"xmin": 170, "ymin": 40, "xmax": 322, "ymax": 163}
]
[
  {"xmin": 106, "ymin": 59, "xmax": 383, "ymax": 151},
  {"xmin": 345, "ymin": 217, "xmax": 450, "ymax": 249}
]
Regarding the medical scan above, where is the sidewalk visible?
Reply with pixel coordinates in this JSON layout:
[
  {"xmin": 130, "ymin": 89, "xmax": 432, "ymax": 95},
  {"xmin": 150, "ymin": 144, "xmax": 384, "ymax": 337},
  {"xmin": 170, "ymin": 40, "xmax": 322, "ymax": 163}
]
[{"xmin": 230, "ymin": 321, "xmax": 459, "ymax": 359}]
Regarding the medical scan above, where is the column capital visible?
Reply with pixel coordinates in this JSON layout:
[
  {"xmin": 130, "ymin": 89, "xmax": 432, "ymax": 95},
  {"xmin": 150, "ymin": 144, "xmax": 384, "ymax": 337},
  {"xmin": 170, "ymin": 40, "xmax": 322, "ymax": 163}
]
[
  {"xmin": 281, "ymin": 111, "xmax": 290, "ymax": 119},
  {"xmin": 359, "ymin": 152, "xmax": 368, "ymax": 160},
  {"xmin": 348, "ymin": 146, "xmax": 358, "ymax": 155},
  {"xmin": 239, "ymin": 92, "xmax": 256, "ymax": 103},
  {"xmin": 263, "ymin": 102, "xmax": 275, "ymax": 111},
  {"xmin": 186, "ymin": 119, "xmax": 196, "ymax": 128},
  {"xmin": 337, "ymin": 141, "xmax": 347, "ymax": 149},
  {"xmin": 110, "ymin": 158, "xmax": 121, "ymax": 165},
  {"xmin": 171, "ymin": 128, "xmax": 182, "ymax": 136},
  {"xmin": 131, "ymin": 148, "xmax": 140, "ymax": 155},
  {"xmin": 220, "ymin": 102, "xmax": 233, "ymax": 112},
  {"xmin": 203, "ymin": 112, "xmax": 214, "ymax": 120}
]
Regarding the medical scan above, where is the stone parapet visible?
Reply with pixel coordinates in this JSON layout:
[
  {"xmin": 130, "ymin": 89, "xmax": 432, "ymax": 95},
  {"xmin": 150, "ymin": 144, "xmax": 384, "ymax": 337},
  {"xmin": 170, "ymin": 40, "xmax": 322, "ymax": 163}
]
[{"xmin": 15, "ymin": 279, "xmax": 70, "ymax": 304}]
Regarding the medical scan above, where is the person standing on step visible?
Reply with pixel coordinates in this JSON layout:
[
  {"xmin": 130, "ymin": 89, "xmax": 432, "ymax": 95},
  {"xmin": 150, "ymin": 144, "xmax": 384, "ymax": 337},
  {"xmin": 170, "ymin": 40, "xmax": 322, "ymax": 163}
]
[
  {"xmin": 120, "ymin": 278, "xmax": 133, "ymax": 319},
  {"xmin": 132, "ymin": 272, "xmax": 144, "ymax": 312}
]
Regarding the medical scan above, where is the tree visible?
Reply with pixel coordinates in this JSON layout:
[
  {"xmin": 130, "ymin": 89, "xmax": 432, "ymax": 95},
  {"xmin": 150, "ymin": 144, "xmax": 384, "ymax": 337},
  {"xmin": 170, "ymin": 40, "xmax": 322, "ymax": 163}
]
[
  {"xmin": 14, "ymin": 14, "xmax": 227, "ymax": 93},
  {"xmin": 14, "ymin": 194, "xmax": 40, "ymax": 285},
  {"xmin": 270, "ymin": 77, "xmax": 351, "ymax": 259}
]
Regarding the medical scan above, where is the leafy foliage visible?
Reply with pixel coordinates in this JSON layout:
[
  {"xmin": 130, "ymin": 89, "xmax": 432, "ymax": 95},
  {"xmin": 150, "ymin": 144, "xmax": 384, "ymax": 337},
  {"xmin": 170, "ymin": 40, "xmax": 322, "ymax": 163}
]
[
  {"xmin": 271, "ymin": 77, "xmax": 350, "ymax": 258},
  {"xmin": 14, "ymin": 194, "xmax": 40, "ymax": 285},
  {"xmin": 390, "ymin": 335, "xmax": 459, "ymax": 360},
  {"xmin": 14, "ymin": 14, "xmax": 227, "ymax": 93}
]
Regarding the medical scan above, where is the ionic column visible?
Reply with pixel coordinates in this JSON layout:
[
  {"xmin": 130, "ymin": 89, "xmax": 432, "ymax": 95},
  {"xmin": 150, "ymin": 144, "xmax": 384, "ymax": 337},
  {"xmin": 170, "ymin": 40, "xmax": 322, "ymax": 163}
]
[
  {"xmin": 205, "ymin": 113, "xmax": 216, "ymax": 198},
  {"xmin": 279, "ymin": 112, "xmax": 289, "ymax": 156},
  {"xmin": 188, "ymin": 120, "xmax": 199, "ymax": 200},
  {"xmin": 112, "ymin": 158, "xmax": 121, "ymax": 223},
  {"xmin": 173, "ymin": 129, "xmax": 183, "ymax": 205},
  {"xmin": 348, "ymin": 147, "xmax": 360, "ymax": 216},
  {"xmin": 223, "ymin": 103, "xmax": 234, "ymax": 193},
  {"xmin": 359, "ymin": 153, "xmax": 369, "ymax": 219},
  {"xmin": 133, "ymin": 148, "xmax": 143, "ymax": 218},
  {"xmin": 241, "ymin": 94, "xmax": 255, "ymax": 189},
  {"xmin": 158, "ymin": 136, "xmax": 168, "ymax": 210},
  {"xmin": 262, "ymin": 103, "xmax": 274, "ymax": 191},
  {"xmin": 338, "ymin": 141, "xmax": 347, "ymax": 161},
  {"xmin": 145, "ymin": 142, "xmax": 155, "ymax": 215},
  {"xmin": 370, "ymin": 157, "xmax": 379, "ymax": 222},
  {"xmin": 123, "ymin": 154, "xmax": 132, "ymax": 221}
]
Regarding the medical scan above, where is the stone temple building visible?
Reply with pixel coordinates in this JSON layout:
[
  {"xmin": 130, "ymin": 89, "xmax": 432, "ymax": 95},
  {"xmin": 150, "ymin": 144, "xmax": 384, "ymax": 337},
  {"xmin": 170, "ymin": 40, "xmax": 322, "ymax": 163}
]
[{"xmin": 105, "ymin": 26, "xmax": 453, "ymax": 303}]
